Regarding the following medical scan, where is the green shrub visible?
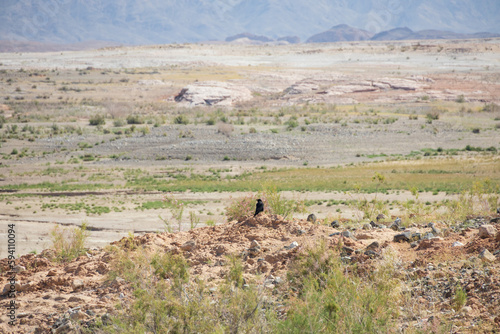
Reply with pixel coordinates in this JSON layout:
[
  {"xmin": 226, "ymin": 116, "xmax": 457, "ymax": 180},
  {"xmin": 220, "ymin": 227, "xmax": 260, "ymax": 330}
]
[
  {"xmin": 89, "ymin": 114, "xmax": 105, "ymax": 126},
  {"xmin": 225, "ymin": 186, "xmax": 306, "ymax": 221},
  {"xmin": 281, "ymin": 241, "xmax": 397, "ymax": 333},
  {"xmin": 174, "ymin": 114, "xmax": 190, "ymax": 125},
  {"xmin": 452, "ymin": 285, "xmax": 467, "ymax": 311},
  {"xmin": 105, "ymin": 248, "xmax": 272, "ymax": 333},
  {"xmin": 50, "ymin": 222, "xmax": 90, "ymax": 262},
  {"xmin": 126, "ymin": 115, "xmax": 144, "ymax": 125}
]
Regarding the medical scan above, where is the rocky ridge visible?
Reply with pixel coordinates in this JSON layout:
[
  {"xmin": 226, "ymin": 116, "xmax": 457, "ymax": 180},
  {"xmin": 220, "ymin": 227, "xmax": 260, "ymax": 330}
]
[{"xmin": 1, "ymin": 213, "xmax": 499, "ymax": 333}]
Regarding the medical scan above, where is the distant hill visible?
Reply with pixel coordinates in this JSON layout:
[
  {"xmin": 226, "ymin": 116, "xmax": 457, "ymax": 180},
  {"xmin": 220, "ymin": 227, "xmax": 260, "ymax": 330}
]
[
  {"xmin": 1, "ymin": 0, "xmax": 499, "ymax": 51},
  {"xmin": 370, "ymin": 27, "xmax": 414, "ymax": 41},
  {"xmin": 225, "ymin": 33, "xmax": 274, "ymax": 43},
  {"xmin": 306, "ymin": 24, "xmax": 373, "ymax": 43},
  {"xmin": 371, "ymin": 27, "xmax": 500, "ymax": 41}
]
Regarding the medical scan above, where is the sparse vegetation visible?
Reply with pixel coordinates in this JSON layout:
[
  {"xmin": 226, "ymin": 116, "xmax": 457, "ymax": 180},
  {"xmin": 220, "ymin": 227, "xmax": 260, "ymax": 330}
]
[{"xmin": 50, "ymin": 222, "xmax": 90, "ymax": 262}]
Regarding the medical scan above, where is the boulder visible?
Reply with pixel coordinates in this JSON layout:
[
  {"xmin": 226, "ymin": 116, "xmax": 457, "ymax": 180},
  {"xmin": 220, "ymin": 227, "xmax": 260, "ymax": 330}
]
[
  {"xmin": 478, "ymin": 225, "xmax": 497, "ymax": 239},
  {"xmin": 307, "ymin": 214, "xmax": 317, "ymax": 223},
  {"xmin": 479, "ymin": 249, "xmax": 496, "ymax": 263},
  {"xmin": 181, "ymin": 240, "xmax": 196, "ymax": 252},
  {"xmin": 174, "ymin": 81, "xmax": 252, "ymax": 107}
]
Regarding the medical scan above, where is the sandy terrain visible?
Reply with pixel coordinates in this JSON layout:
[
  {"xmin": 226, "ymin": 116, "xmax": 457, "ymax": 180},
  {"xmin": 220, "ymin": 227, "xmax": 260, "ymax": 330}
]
[{"xmin": 0, "ymin": 39, "xmax": 499, "ymax": 256}]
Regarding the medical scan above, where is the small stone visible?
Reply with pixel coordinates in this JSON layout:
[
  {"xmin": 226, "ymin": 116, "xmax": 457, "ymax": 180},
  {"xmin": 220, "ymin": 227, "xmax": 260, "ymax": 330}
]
[
  {"xmin": 53, "ymin": 321, "xmax": 73, "ymax": 334},
  {"xmin": 72, "ymin": 279, "xmax": 84, "ymax": 291},
  {"xmin": 389, "ymin": 223, "xmax": 400, "ymax": 231},
  {"xmin": 250, "ymin": 240, "xmax": 261, "ymax": 248},
  {"xmin": 362, "ymin": 223, "xmax": 372, "ymax": 230},
  {"xmin": 376, "ymin": 214, "xmax": 385, "ymax": 222},
  {"xmin": 341, "ymin": 231, "xmax": 355, "ymax": 239},
  {"xmin": 452, "ymin": 241, "xmax": 464, "ymax": 247},
  {"xmin": 101, "ymin": 314, "xmax": 112, "ymax": 326},
  {"xmin": 478, "ymin": 225, "xmax": 497, "ymax": 239},
  {"xmin": 69, "ymin": 310, "xmax": 88, "ymax": 321},
  {"xmin": 366, "ymin": 241, "xmax": 380, "ymax": 250},
  {"xmin": 370, "ymin": 221, "xmax": 377, "ymax": 227},
  {"xmin": 13, "ymin": 265, "xmax": 26, "ymax": 273},
  {"xmin": 286, "ymin": 241, "xmax": 299, "ymax": 250},
  {"xmin": 297, "ymin": 229, "xmax": 306, "ymax": 235},
  {"xmin": 410, "ymin": 241, "xmax": 418, "ymax": 248},
  {"xmin": 248, "ymin": 244, "xmax": 261, "ymax": 258},
  {"xmin": 307, "ymin": 214, "xmax": 317, "ymax": 223},
  {"xmin": 364, "ymin": 250, "xmax": 379, "ymax": 258},
  {"xmin": 462, "ymin": 306, "xmax": 473, "ymax": 313},
  {"xmin": 394, "ymin": 232, "xmax": 411, "ymax": 243},
  {"xmin": 422, "ymin": 232, "xmax": 435, "ymax": 240},
  {"xmin": 67, "ymin": 296, "xmax": 85, "ymax": 303},
  {"xmin": 331, "ymin": 220, "xmax": 340, "ymax": 228},
  {"xmin": 180, "ymin": 240, "xmax": 196, "ymax": 252},
  {"xmin": 479, "ymin": 249, "xmax": 496, "ymax": 263},
  {"xmin": 47, "ymin": 270, "xmax": 57, "ymax": 277},
  {"xmin": 342, "ymin": 246, "xmax": 354, "ymax": 255}
]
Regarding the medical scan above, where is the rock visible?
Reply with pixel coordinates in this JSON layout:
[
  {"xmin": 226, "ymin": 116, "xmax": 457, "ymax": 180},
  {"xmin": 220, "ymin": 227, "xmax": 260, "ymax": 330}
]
[
  {"xmin": 72, "ymin": 279, "xmax": 84, "ymax": 291},
  {"xmin": 341, "ymin": 231, "xmax": 357, "ymax": 240},
  {"xmin": 331, "ymin": 220, "xmax": 340, "ymax": 228},
  {"xmin": 342, "ymin": 246, "xmax": 354, "ymax": 255},
  {"xmin": 307, "ymin": 214, "xmax": 317, "ymax": 223},
  {"xmin": 430, "ymin": 226, "xmax": 441, "ymax": 236},
  {"xmin": 53, "ymin": 319, "xmax": 73, "ymax": 334},
  {"xmin": 389, "ymin": 223, "xmax": 401, "ymax": 231},
  {"xmin": 462, "ymin": 306, "xmax": 473, "ymax": 313},
  {"xmin": 479, "ymin": 249, "xmax": 496, "ymax": 263},
  {"xmin": 69, "ymin": 310, "xmax": 88, "ymax": 321},
  {"xmin": 376, "ymin": 214, "xmax": 385, "ymax": 222},
  {"xmin": 362, "ymin": 223, "xmax": 372, "ymax": 230},
  {"xmin": 364, "ymin": 250, "xmax": 379, "ymax": 258},
  {"xmin": 248, "ymin": 240, "xmax": 262, "ymax": 257},
  {"xmin": 1, "ymin": 282, "xmax": 20, "ymax": 296},
  {"xmin": 394, "ymin": 232, "xmax": 412, "ymax": 243},
  {"xmin": 47, "ymin": 269, "xmax": 57, "ymax": 277},
  {"xmin": 478, "ymin": 225, "xmax": 497, "ymax": 239},
  {"xmin": 452, "ymin": 241, "xmax": 464, "ymax": 247},
  {"xmin": 422, "ymin": 232, "xmax": 435, "ymax": 240},
  {"xmin": 250, "ymin": 240, "xmax": 261, "ymax": 248},
  {"xmin": 285, "ymin": 80, "xmax": 319, "ymax": 95},
  {"xmin": 101, "ymin": 314, "xmax": 112, "ymax": 326},
  {"xmin": 174, "ymin": 81, "xmax": 253, "ymax": 107},
  {"xmin": 366, "ymin": 241, "xmax": 380, "ymax": 251},
  {"xmin": 285, "ymin": 241, "xmax": 299, "ymax": 250},
  {"xmin": 13, "ymin": 265, "xmax": 26, "ymax": 273},
  {"xmin": 180, "ymin": 240, "xmax": 196, "ymax": 252}
]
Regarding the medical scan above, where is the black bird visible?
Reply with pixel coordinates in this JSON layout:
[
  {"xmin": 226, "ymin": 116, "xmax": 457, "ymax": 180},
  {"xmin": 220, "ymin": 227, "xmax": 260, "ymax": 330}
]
[{"xmin": 254, "ymin": 199, "xmax": 264, "ymax": 217}]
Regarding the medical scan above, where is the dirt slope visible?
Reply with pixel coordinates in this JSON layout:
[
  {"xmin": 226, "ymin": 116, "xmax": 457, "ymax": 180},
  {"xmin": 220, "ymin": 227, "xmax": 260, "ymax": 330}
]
[{"xmin": 1, "ymin": 214, "xmax": 499, "ymax": 333}]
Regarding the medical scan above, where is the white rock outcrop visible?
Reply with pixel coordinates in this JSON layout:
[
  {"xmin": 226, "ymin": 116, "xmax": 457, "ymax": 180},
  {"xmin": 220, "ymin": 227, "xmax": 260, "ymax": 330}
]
[{"xmin": 174, "ymin": 81, "xmax": 253, "ymax": 107}]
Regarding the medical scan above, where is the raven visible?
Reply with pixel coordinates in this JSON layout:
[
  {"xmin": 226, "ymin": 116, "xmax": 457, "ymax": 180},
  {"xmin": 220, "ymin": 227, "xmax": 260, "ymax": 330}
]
[{"xmin": 254, "ymin": 199, "xmax": 264, "ymax": 216}]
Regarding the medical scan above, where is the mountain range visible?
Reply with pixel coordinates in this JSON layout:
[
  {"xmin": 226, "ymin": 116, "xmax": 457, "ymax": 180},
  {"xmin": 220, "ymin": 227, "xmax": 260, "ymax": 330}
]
[{"xmin": 0, "ymin": 0, "xmax": 499, "ymax": 50}]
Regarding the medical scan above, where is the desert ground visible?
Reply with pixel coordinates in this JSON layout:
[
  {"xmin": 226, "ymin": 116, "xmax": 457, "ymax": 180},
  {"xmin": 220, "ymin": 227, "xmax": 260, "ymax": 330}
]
[{"xmin": 0, "ymin": 39, "xmax": 499, "ymax": 333}]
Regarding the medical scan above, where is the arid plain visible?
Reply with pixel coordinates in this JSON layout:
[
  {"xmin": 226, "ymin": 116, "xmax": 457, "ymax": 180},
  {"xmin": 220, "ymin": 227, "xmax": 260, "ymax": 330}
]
[
  {"xmin": 0, "ymin": 39, "xmax": 499, "ymax": 255},
  {"xmin": 0, "ymin": 39, "xmax": 500, "ymax": 333}
]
